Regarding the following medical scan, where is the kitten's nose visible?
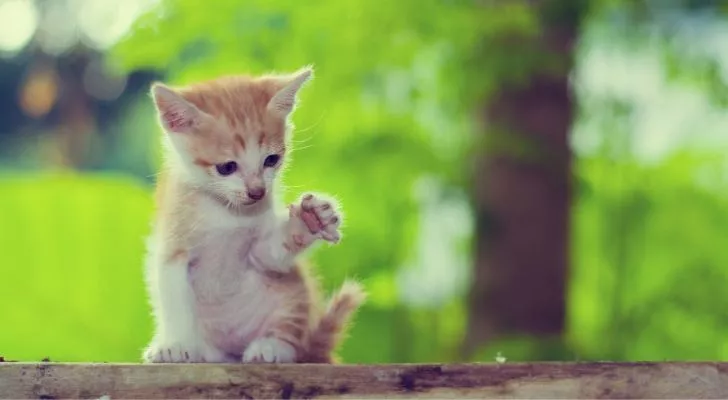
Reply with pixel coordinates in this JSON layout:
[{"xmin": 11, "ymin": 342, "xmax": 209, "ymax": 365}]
[{"xmin": 247, "ymin": 187, "xmax": 266, "ymax": 201}]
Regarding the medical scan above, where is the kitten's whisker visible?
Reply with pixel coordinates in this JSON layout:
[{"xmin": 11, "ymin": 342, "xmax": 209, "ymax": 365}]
[
  {"xmin": 295, "ymin": 110, "xmax": 327, "ymax": 135},
  {"xmin": 289, "ymin": 144, "xmax": 313, "ymax": 153},
  {"xmin": 280, "ymin": 183, "xmax": 305, "ymax": 191},
  {"xmin": 291, "ymin": 132, "xmax": 313, "ymax": 146}
]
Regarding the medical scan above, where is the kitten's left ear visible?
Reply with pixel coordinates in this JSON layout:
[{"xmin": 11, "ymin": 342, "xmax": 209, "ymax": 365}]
[
  {"xmin": 151, "ymin": 83, "xmax": 204, "ymax": 134},
  {"xmin": 267, "ymin": 66, "xmax": 314, "ymax": 118}
]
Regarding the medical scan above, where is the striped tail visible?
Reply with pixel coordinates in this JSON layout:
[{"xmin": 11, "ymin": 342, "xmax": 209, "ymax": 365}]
[{"xmin": 302, "ymin": 280, "xmax": 366, "ymax": 363}]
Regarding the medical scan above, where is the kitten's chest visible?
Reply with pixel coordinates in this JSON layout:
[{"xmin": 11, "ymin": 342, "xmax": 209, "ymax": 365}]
[{"xmin": 188, "ymin": 227, "xmax": 259, "ymax": 302}]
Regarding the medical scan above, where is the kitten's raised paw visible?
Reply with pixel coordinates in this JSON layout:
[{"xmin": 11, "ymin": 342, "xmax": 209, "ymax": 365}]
[
  {"xmin": 288, "ymin": 193, "xmax": 342, "ymax": 248},
  {"xmin": 242, "ymin": 337, "xmax": 296, "ymax": 363}
]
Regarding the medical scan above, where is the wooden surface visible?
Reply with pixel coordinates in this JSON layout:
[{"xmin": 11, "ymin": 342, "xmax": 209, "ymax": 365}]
[{"xmin": 1, "ymin": 362, "xmax": 727, "ymax": 399}]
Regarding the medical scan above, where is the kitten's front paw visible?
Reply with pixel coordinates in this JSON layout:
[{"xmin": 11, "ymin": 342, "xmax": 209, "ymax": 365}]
[
  {"xmin": 143, "ymin": 339, "xmax": 226, "ymax": 363},
  {"xmin": 287, "ymin": 193, "xmax": 342, "ymax": 250},
  {"xmin": 143, "ymin": 341, "xmax": 198, "ymax": 363},
  {"xmin": 242, "ymin": 337, "xmax": 296, "ymax": 363}
]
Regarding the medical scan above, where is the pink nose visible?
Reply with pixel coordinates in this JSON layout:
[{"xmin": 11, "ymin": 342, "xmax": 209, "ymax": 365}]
[{"xmin": 247, "ymin": 187, "xmax": 266, "ymax": 201}]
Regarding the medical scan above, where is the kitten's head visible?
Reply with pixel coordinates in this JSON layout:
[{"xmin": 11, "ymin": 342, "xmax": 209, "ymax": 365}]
[{"xmin": 151, "ymin": 67, "xmax": 313, "ymax": 206}]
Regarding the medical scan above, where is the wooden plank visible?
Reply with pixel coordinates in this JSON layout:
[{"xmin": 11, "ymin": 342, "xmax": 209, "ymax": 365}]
[{"xmin": 0, "ymin": 362, "xmax": 726, "ymax": 399}]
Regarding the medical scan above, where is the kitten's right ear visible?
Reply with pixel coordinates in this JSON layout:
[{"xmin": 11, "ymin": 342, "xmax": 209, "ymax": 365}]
[
  {"xmin": 151, "ymin": 83, "xmax": 201, "ymax": 134},
  {"xmin": 267, "ymin": 66, "xmax": 314, "ymax": 118}
]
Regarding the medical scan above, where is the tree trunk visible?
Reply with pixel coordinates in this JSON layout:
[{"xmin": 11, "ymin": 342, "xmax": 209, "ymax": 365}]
[{"xmin": 463, "ymin": 2, "xmax": 584, "ymax": 359}]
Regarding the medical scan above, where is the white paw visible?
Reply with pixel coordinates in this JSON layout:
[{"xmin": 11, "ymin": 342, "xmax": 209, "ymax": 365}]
[
  {"xmin": 287, "ymin": 193, "xmax": 342, "ymax": 250},
  {"xmin": 242, "ymin": 337, "xmax": 296, "ymax": 363},
  {"xmin": 143, "ymin": 338, "xmax": 226, "ymax": 363}
]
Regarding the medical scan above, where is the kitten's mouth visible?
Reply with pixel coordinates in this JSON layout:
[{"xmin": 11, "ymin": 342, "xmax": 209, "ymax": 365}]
[
  {"xmin": 204, "ymin": 189, "xmax": 261, "ymax": 209},
  {"xmin": 235, "ymin": 195, "xmax": 267, "ymax": 207}
]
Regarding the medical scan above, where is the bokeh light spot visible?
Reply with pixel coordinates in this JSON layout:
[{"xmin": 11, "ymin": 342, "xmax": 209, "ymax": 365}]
[{"xmin": 0, "ymin": 0, "xmax": 39, "ymax": 54}]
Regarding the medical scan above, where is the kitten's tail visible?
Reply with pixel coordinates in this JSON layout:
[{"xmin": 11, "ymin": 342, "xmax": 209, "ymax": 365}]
[{"xmin": 303, "ymin": 280, "xmax": 366, "ymax": 363}]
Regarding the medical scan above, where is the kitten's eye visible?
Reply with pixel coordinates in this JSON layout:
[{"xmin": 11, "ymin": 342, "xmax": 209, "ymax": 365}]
[
  {"xmin": 263, "ymin": 154, "xmax": 280, "ymax": 168},
  {"xmin": 215, "ymin": 161, "xmax": 238, "ymax": 176}
]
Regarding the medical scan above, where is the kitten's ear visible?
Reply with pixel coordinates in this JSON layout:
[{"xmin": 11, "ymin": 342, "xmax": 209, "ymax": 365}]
[
  {"xmin": 151, "ymin": 83, "xmax": 202, "ymax": 133},
  {"xmin": 267, "ymin": 66, "xmax": 314, "ymax": 117}
]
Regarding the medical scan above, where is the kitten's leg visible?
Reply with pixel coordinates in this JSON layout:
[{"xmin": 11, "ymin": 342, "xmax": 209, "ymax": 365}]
[
  {"xmin": 249, "ymin": 193, "xmax": 342, "ymax": 273},
  {"xmin": 143, "ymin": 248, "xmax": 226, "ymax": 363},
  {"xmin": 243, "ymin": 193, "xmax": 340, "ymax": 362}
]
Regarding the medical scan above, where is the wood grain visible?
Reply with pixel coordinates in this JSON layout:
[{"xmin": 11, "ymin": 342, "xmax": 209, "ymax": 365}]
[{"xmin": 1, "ymin": 362, "xmax": 727, "ymax": 399}]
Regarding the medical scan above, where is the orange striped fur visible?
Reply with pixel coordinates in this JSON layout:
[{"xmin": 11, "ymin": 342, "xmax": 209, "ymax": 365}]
[{"xmin": 142, "ymin": 66, "xmax": 365, "ymax": 365}]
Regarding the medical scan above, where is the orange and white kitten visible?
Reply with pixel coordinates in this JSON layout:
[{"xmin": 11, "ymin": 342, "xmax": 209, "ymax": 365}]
[{"xmin": 142, "ymin": 66, "xmax": 365, "ymax": 364}]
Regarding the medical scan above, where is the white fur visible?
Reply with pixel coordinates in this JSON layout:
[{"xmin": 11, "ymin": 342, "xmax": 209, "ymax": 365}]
[
  {"xmin": 142, "ymin": 233, "xmax": 230, "ymax": 363},
  {"xmin": 143, "ymin": 192, "xmax": 340, "ymax": 363},
  {"xmin": 242, "ymin": 337, "xmax": 296, "ymax": 363},
  {"xmin": 143, "ymin": 159, "xmax": 340, "ymax": 363}
]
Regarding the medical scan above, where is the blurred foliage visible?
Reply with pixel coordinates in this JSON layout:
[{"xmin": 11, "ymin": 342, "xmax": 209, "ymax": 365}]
[
  {"xmin": 3, "ymin": 0, "xmax": 728, "ymax": 365},
  {"xmin": 0, "ymin": 173, "xmax": 153, "ymax": 362},
  {"xmin": 570, "ymin": 151, "xmax": 728, "ymax": 360},
  {"xmin": 566, "ymin": 2, "xmax": 728, "ymax": 361}
]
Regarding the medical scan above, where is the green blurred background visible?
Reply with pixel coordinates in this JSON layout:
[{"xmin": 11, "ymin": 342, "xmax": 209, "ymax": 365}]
[{"xmin": 2, "ymin": 0, "xmax": 728, "ymax": 363}]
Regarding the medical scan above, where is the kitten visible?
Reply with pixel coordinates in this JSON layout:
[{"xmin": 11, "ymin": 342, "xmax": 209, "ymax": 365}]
[{"xmin": 142, "ymin": 66, "xmax": 365, "ymax": 364}]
